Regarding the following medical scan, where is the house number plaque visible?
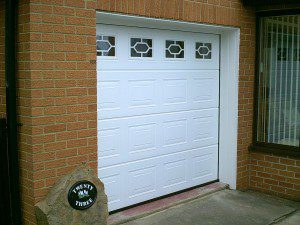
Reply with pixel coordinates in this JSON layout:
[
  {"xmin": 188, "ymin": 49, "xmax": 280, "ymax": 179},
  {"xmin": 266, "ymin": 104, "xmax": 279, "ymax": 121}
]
[{"xmin": 68, "ymin": 180, "xmax": 97, "ymax": 210}]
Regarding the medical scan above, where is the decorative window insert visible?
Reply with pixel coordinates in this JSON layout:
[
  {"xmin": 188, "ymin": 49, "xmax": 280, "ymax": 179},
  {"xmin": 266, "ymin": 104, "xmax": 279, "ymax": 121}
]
[
  {"xmin": 96, "ymin": 35, "xmax": 115, "ymax": 57},
  {"xmin": 195, "ymin": 42, "xmax": 212, "ymax": 59},
  {"xmin": 130, "ymin": 38, "xmax": 152, "ymax": 57},
  {"xmin": 165, "ymin": 40, "xmax": 184, "ymax": 58},
  {"xmin": 255, "ymin": 14, "xmax": 300, "ymax": 152}
]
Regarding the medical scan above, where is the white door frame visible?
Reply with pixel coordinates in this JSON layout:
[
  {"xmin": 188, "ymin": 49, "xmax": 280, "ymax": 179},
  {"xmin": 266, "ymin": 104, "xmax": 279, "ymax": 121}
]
[{"xmin": 96, "ymin": 12, "xmax": 240, "ymax": 189}]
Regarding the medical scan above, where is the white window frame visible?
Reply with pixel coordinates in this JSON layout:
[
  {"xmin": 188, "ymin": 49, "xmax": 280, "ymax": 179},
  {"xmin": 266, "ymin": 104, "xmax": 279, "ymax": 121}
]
[{"xmin": 96, "ymin": 11, "xmax": 240, "ymax": 189}]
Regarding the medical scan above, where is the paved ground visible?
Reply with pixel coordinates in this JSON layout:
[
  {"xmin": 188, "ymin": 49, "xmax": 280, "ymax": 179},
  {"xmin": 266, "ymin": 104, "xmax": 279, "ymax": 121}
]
[
  {"xmin": 273, "ymin": 210, "xmax": 300, "ymax": 225},
  {"xmin": 123, "ymin": 190, "xmax": 300, "ymax": 225}
]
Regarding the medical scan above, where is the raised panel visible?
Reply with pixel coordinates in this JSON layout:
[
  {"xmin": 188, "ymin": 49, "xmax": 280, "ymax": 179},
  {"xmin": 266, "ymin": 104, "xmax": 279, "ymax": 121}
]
[
  {"xmin": 98, "ymin": 81, "xmax": 120, "ymax": 110},
  {"xmin": 163, "ymin": 159, "xmax": 186, "ymax": 188},
  {"xmin": 191, "ymin": 153, "xmax": 213, "ymax": 180},
  {"xmin": 129, "ymin": 123, "xmax": 156, "ymax": 153},
  {"xmin": 99, "ymin": 109, "xmax": 218, "ymax": 167},
  {"xmin": 129, "ymin": 80, "xmax": 155, "ymax": 107},
  {"xmin": 98, "ymin": 128, "xmax": 121, "ymax": 159},
  {"xmin": 99, "ymin": 144, "xmax": 218, "ymax": 211},
  {"xmin": 163, "ymin": 79, "xmax": 187, "ymax": 105},
  {"xmin": 129, "ymin": 166, "xmax": 156, "ymax": 198},
  {"xmin": 163, "ymin": 119, "xmax": 187, "ymax": 146},
  {"xmin": 98, "ymin": 71, "xmax": 219, "ymax": 119},
  {"xmin": 100, "ymin": 174, "xmax": 121, "ymax": 205},
  {"xmin": 192, "ymin": 116, "xmax": 214, "ymax": 141},
  {"xmin": 192, "ymin": 78, "xmax": 215, "ymax": 102}
]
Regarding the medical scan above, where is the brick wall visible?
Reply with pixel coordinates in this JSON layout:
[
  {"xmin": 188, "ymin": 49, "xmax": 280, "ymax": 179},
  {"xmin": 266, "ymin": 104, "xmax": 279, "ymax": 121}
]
[
  {"xmin": 17, "ymin": 1, "xmax": 35, "ymax": 223},
  {"xmin": 0, "ymin": 1, "xmax": 5, "ymax": 118},
  {"xmin": 250, "ymin": 152, "xmax": 300, "ymax": 200},
  {"xmin": 17, "ymin": 1, "xmax": 97, "ymax": 224}
]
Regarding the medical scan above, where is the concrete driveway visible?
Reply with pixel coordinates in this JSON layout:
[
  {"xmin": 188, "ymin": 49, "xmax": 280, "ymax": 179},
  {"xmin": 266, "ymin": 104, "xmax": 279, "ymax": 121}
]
[{"xmin": 122, "ymin": 190, "xmax": 300, "ymax": 225}]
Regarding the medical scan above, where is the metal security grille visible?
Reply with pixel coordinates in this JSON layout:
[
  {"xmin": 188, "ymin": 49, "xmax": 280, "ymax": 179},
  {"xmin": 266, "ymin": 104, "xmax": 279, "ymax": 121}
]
[{"xmin": 257, "ymin": 15, "xmax": 300, "ymax": 147}]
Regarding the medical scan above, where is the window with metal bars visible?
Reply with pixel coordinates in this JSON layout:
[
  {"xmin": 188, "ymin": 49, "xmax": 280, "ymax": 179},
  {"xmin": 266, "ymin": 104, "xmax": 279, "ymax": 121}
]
[{"xmin": 255, "ymin": 14, "xmax": 300, "ymax": 154}]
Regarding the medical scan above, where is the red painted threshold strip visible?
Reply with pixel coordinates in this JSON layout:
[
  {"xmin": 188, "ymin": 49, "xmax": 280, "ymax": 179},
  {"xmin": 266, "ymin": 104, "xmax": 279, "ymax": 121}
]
[{"xmin": 108, "ymin": 182, "xmax": 228, "ymax": 225}]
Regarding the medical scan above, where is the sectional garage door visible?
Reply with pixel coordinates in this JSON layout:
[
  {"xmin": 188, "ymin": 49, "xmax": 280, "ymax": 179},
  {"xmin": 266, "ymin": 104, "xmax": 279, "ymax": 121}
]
[{"xmin": 97, "ymin": 24, "xmax": 220, "ymax": 211}]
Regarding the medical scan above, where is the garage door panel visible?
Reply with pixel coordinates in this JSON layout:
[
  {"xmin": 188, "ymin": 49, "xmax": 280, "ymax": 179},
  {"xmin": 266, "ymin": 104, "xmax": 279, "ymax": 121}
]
[
  {"xmin": 163, "ymin": 118, "xmax": 187, "ymax": 146},
  {"xmin": 99, "ymin": 145, "xmax": 217, "ymax": 211},
  {"xmin": 161, "ymin": 146, "xmax": 218, "ymax": 193},
  {"xmin": 129, "ymin": 80, "xmax": 156, "ymax": 107},
  {"xmin": 190, "ymin": 151, "xmax": 218, "ymax": 182},
  {"xmin": 98, "ymin": 109, "xmax": 218, "ymax": 167},
  {"xmin": 129, "ymin": 123, "xmax": 156, "ymax": 153},
  {"xmin": 98, "ymin": 81, "xmax": 121, "ymax": 110},
  {"xmin": 191, "ymin": 77, "xmax": 218, "ymax": 103},
  {"xmin": 128, "ymin": 166, "xmax": 157, "ymax": 198},
  {"xmin": 162, "ymin": 158, "xmax": 188, "ymax": 188},
  {"xmin": 97, "ymin": 24, "xmax": 220, "ymax": 211},
  {"xmin": 96, "ymin": 24, "xmax": 220, "ymax": 70},
  {"xmin": 100, "ymin": 171, "xmax": 123, "ymax": 205},
  {"xmin": 98, "ymin": 70, "xmax": 219, "ymax": 119},
  {"xmin": 163, "ymin": 78, "xmax": 187, "ymax": 105},
  {"xmin": 98, "ymin": 127, "xmax": 121, "ymax": 159},
  {"xmin": 191, "ymin": 115, "xmax": 218, "ymax": 143}
]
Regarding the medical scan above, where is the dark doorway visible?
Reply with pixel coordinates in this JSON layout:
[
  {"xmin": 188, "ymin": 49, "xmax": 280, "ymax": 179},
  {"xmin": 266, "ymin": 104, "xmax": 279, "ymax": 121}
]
[{"xmin": 0, "ymin": 118, "xmax": 13, "ymax": 224}]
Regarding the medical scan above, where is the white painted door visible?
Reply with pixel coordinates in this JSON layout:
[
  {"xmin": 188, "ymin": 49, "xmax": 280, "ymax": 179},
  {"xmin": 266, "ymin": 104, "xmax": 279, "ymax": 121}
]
[{"xmin": 97, "ymin": 24, "xmax": 220, "ymax": 211}]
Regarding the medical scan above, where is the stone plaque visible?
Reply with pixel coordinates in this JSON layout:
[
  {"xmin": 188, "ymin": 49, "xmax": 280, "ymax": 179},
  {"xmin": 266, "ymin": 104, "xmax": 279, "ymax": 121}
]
[
  {"xmin": 35, "ymin": 165, "xmax": 108, "ymax": 225},
  {"xmin": 68, "ymin": 180, "xmax": 97, "ymax": 210}
]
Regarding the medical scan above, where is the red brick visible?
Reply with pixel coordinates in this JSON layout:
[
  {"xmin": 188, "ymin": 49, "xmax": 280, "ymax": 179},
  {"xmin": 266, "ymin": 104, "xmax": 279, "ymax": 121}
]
[{"xmin": 44, "ymin": 124, "xmax": 66, "ymax": 133}]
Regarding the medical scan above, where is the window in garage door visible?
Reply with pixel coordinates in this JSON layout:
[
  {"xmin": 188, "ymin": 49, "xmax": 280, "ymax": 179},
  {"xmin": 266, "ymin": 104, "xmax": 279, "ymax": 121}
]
[{"xmin": 97, "ymin": 24, "xmax": 220, "ymax": 211}]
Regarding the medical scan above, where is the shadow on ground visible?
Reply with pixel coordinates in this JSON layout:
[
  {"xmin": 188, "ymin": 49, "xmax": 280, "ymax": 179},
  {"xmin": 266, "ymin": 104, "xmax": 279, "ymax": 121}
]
[{"xmin": 123, "ymin": 190, "xmax": 300, "ymax": 225}]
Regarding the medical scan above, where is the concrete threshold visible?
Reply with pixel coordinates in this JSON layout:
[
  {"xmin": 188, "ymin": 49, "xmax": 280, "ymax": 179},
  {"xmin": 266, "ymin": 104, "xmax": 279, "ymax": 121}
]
[{"xmin": 108, "ymin": 182, "xmax": 228, "ymax": 225}]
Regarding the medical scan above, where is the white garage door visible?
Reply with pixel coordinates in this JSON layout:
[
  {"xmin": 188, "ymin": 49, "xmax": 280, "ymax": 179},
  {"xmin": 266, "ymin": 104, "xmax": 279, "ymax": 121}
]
[{"xmin": 97, "ymin": 24, "xmax": 220, "ymax": 211}]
